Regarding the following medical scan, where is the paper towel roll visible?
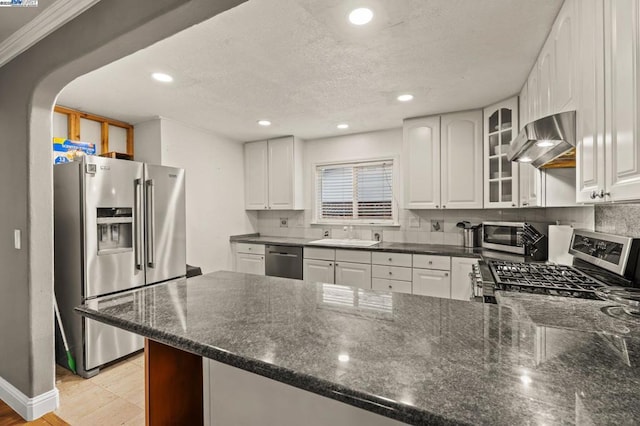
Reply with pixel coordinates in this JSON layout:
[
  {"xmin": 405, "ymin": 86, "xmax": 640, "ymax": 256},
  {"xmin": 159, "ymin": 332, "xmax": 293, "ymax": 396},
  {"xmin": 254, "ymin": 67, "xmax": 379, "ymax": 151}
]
[{"xmin": 548, "ymin": 225, "xmax": 574, "ymax": 265}]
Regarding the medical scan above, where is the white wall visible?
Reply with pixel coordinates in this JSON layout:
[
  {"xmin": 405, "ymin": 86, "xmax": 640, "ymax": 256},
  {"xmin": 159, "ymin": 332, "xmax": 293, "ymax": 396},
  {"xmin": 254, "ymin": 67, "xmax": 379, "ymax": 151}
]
[
  {"xmin": 136, "ymin": 118, "xmax": 257, "ymax": 273},
  {"xmin": 256, "ymin": 128, "xmax": 595, "ymax": 245}
]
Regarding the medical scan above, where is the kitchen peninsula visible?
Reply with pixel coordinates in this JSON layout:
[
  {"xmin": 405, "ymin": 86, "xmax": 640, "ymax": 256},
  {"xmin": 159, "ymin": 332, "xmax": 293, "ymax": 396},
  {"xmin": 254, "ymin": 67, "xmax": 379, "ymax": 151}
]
[{"xmin": 76, "ymin": 271, "xmax": 640, "ymax": 425}]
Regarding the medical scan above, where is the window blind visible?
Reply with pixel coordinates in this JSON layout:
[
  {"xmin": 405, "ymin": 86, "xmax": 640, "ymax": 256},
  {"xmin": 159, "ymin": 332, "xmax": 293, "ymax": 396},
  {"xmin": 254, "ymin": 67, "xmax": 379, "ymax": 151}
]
[{"xmin": 316, "ymin": 160, "xmax": 394, "ymax": 222}]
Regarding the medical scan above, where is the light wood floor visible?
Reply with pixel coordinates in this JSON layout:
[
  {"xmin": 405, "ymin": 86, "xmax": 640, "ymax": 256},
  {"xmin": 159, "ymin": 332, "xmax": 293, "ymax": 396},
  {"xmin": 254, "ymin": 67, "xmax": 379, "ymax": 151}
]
[
  {"xmin": 0, "ymin": 400, "xmax": 68, "ymax": 426},
  {"xmin": 54, "ymin": 352, "xmax": 145, "ymax": 425},
  {"xmin": 1, "ymin": 353, "xmax": 144, "ymax": 425}
]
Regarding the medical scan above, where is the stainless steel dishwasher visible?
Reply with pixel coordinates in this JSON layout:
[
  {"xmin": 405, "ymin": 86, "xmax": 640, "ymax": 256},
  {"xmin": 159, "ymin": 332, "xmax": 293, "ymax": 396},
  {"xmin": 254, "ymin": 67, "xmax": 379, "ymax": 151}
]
[{"xmin": 265, "ymin": 245, "xmax": 303, "ymax": 279}]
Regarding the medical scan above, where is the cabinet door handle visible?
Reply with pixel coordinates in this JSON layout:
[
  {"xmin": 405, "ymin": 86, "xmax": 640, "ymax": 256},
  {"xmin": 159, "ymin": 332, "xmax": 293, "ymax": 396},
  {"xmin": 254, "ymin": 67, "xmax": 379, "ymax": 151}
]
[
  {"xmin": 444, "ymin": 272, "xmax": 449, "ymax": 277},
  {"xmin": 435, "ymin": 205, "xmax": 439, "ymax": 208},
  {"xmin": 388, "ymin": 257, "xmax": 392, "ymax": 262},
  {"xmin": 428, "ymin": 261, "xmax": 433, "ymax": 265},
  {"xmin": 329, "ymin": 263, "xmax": 333, "ymax": 266},
  {"xmin": 442, "ymin": 205, "xmax": 446, "ymax": 208},
  {"xmin": 511, "ymin": 203, "xmax": 516, "ymax": 207},
  {"xmin": 590, "ymin": 191, "xmax": 597, "ymax": 200}
]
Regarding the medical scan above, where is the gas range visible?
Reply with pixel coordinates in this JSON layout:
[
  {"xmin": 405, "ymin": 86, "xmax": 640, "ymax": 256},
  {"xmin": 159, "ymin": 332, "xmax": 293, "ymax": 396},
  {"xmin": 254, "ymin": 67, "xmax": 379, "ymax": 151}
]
[
  {"xmin": 488, "ymin": 260, "xmax": 605, "ymax": 299},
  {"xmin": 473, "ymin": 229, "xmax": 640, "ymax": 302}
]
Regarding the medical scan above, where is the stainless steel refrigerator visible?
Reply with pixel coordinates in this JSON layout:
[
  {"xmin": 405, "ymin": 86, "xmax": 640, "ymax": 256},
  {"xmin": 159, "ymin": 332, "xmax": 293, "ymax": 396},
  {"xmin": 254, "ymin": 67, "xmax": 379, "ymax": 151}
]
[{"xmin": 54, "ymin": 156, "xmax": 186, "ymax": 377}]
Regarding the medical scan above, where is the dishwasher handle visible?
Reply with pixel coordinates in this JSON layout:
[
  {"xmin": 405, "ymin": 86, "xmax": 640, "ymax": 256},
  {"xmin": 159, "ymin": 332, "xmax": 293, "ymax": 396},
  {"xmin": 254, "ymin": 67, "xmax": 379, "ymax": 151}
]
[{"xmin": 269, "ymin": 252, "xmax": 299, "ymax": 257}]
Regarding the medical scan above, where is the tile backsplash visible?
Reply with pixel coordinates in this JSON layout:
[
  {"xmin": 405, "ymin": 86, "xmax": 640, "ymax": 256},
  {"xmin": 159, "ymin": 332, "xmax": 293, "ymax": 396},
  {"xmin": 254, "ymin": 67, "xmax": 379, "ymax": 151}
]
[
  {"xmin": 257, "ymin": 206, "xmax": 595, "ymax": 245},
  {"xmin": 595, "ymin": 204, "xmax": 640, "ymax": 237}
]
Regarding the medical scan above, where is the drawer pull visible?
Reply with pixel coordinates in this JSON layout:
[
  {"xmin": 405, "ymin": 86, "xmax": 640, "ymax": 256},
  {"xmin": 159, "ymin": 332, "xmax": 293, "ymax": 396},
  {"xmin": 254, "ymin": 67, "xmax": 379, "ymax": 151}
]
[
  {"xmin": 444, "ymin": 272, "xmax": 449, "ymax": 277},
  {"xmin": 388, "ymin": 285, "xmax": 392, "ymax": 289},
  {"xmin": 388, "ymin": 257, "xmax": 392, "ymax": 262},
  {"xmin": 428, "ymin": 261, "xmax": 433, "ymax": 265},
  {"xmin": 388, "ymin": 271, "xmax": 392, "ymax": 275}
]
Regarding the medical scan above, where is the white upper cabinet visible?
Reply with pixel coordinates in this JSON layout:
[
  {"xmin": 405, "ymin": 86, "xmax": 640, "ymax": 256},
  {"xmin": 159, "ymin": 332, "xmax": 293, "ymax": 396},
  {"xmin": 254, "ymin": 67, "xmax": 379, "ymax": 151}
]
[
  {"xmin": 441, "ymin": 111, "xmax": 483, "ymax": 209},
  {"xmin": 403, "ymin": 116, "xmax": 441, "ymax": 209},
  {"xmin": 403, "ymin": 112, "xmax": 482, "ymax": 210},
  {"xmin": 538, "ymin": 41, "xmax": 554, "ymax": 118},
  {"xmin": 484, "ymin": 97, "xmax": 519, "ymax": 208},
  {"xmin": 244, "ymin": 141, "xmax": 269, "ymax": 210},
  {"xmin": 525, "ymin": 0, "xmax": 578, "ymax": 121},
  {"xmin": 527, "ymin": 67, "xmax": 540, "ymax": 122},
  {"xmin": 553, "ymin": 0, "xmax": 578, "ymax": 113},
  {"xmin": 576, "ymin": 0, "xmax": 607, "ymax": 203},
  {"xmin": 244, "ymin": 136, "xmax": 304, "ymax": 210},
  {"xmin": 603, "ymin": 0, "xmax": 640, "ymax": 201}
]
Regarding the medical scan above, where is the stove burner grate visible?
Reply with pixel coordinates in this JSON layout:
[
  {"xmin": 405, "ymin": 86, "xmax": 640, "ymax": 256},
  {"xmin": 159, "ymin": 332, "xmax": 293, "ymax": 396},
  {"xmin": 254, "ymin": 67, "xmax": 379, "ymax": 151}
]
[{"xmin": 488, "ymin": 260, "xmax": 606, "ymax": 299}]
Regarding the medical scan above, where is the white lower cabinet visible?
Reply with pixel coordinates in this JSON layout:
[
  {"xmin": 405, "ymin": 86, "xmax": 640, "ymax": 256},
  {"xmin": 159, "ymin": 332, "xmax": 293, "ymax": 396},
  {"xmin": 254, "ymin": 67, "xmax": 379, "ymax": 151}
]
[
  {"xmin": 412, "ymin": 268, "xmax": 451, "ymax": 299},
  {"xmin": 450, "ymin": 257, "xmax": 478, "ymax": 301},
  {"xmin": 372, "ymin": 278, "xmax": 412, "ymax": 294},
  {"xmin": 235, "ymin": 253, "xmax": 265, "ymax": 275},
  {"xmin": 234, "ymin": 243, "xmax": 265, "ymax": 275},
  {"xmin": 335, "ymin": 262, "xmax": 372, "ymax": 290},
  {"xmin": 203, "ymin": 359, "xmax": 405, "ymax": 426},
  {"xmin": 303, "ymin": 258, "xmax": 335, "ymax": 284}
]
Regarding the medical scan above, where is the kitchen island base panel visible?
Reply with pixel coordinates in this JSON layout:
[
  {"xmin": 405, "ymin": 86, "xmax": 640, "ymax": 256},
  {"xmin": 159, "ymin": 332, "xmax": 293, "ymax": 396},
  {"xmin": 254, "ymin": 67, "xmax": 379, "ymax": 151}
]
[
  {"xmin": 145, "ymin": 339, "xmax": 203, "ymax": 425},
  {"xmin": 203, "ymin": 358, "xmax": 407, "ymax": 426}
]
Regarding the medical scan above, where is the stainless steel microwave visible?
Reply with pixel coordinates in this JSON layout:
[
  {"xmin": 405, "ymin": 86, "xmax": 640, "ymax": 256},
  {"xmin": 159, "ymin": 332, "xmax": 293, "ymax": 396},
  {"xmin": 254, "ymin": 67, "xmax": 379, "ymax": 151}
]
[{"xmin": 481, "ymin": 221, "xmax": 550, "ymax": 255}]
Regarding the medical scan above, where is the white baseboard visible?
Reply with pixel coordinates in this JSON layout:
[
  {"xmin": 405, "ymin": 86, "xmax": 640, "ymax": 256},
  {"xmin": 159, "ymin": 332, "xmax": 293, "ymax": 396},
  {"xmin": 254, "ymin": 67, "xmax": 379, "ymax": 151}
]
[{"xmin": 0, "ymin": 375, "xmax": 59, "ymax": 421}]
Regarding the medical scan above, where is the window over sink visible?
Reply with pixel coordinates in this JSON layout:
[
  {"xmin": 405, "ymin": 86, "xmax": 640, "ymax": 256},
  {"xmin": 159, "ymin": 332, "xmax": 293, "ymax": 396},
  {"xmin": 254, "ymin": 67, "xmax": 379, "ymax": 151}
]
[{"xmin": 314, "ymin": 159, "xmax": 397, "ymax": 225}]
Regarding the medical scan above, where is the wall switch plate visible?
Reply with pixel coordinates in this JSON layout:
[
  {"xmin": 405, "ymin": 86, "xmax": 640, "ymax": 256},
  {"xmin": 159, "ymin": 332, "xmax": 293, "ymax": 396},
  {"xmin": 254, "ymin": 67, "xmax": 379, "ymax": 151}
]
[
  {"xmin": 431, "ymin": 220, "xmax": 443, "ymax": 232},
  {"xmin": 14, "ymin": 229, "xmax": 21, "ymax": 249},
  {"xmin": 280, "ymin": 218, "xmax": 288, "ymax": 228}
]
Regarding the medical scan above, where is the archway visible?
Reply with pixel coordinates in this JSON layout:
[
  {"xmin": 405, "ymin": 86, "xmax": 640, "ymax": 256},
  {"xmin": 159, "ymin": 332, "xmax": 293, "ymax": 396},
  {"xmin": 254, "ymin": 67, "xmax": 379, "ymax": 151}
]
[{"xmin": 0, "ymin": 0, "xmax": 245, "ymax": 419}]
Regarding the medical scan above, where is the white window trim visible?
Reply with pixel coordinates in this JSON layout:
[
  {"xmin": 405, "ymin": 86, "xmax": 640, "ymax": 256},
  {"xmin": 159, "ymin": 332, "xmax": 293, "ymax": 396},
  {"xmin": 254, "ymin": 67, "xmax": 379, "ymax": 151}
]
[{"xmin": 312, "ymin": 157, "xmax": 399, "ymax": 226}]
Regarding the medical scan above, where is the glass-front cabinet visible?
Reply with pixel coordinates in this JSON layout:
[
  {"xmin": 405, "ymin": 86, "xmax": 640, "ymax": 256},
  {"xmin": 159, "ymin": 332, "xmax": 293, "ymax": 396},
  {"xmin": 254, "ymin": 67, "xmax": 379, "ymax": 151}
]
[{"xmin": 483, "ymin": 97, "xmax": 519, "ymax": 207}]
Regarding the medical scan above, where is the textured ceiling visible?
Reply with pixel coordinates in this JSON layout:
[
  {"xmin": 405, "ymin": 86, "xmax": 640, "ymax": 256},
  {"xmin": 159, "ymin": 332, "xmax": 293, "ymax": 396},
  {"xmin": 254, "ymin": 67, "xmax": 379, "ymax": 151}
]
[
  {"xmin": 0, "ymin": 0, "xmax": 53, "ymax": 41},
  {"xmin": 57, "ymin": 0, "xmax": 563, "ymax": 142}
]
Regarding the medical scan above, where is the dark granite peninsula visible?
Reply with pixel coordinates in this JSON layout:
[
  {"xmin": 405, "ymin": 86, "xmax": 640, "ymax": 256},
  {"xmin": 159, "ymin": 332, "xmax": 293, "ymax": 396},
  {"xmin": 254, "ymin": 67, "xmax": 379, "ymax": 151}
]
[{"xmin": 76, "ymin": 271, "xmax": 640, "ymax": 425}]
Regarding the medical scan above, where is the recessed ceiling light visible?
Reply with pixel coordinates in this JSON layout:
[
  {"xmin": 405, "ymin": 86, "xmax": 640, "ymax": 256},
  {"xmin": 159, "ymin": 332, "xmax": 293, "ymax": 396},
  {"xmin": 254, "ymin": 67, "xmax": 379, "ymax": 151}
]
[
  {"xmin": 535, "ymin": 140, "xmax": 558, "ymax": 148},
  {"xmin": 397, "ymin": 94, "xmax": 414, "ymax": 102},
  {"xmin": 349, "ymin": 8, "xmax": 373, "ymax": 25},
  {"xmin": 151, "ymin": 72, "xmax": 173, "ymax": 83},
  {"xmin": 257, "ymin": 120, "xmax": 271, "ymax": 126},
  {"xmin": 337, "ymin": 123, "xmax": 349, "ymax": 129}
]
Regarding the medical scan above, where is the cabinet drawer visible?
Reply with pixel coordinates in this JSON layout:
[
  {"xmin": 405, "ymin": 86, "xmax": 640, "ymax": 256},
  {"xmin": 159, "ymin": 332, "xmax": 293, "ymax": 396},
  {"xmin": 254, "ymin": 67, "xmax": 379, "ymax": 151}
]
[
  {"xmin": 371, "ymin": 265, "xmax": 412, "ymax": 282},
  {"xmin": 412, "ymin": 268, "xmax": 451, "ymax": 299},
  {"xmin": 412, "ymin": 254, "xmax": 450, "ymax": 271},
  {"xmin": 372, "ymin": 278, "xmax": 412, "ymax": 294},
  {"xmin": 236, "ymin": 243, "xmax": 265, "ymax": 255},
  {"xmin": 336, "ymin": 249, "xmax": 371, "ymax": 264},
  {"xmin": 371, "ymin": 252, "xmax": 412, "ymax": 267},
  {"xmin": 304, "ymin": 247, "xmax": 335, "ymax": 261}
]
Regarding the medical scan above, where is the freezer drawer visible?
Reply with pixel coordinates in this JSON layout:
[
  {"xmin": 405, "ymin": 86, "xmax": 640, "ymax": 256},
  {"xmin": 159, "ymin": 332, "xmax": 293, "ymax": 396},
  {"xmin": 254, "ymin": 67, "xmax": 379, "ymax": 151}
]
[{"xmin": 85, "ymin": 318, "xmax": 143, "ymax": 370}]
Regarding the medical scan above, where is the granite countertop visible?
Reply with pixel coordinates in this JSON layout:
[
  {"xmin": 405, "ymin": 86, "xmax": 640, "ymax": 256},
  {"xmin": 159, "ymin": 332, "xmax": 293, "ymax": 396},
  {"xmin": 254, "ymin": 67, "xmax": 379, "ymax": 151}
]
[
  {"xmin": 230, "ymin": 233, "xmax": 488, "ymax": 259},
  {"xmin": 76, "ymin": 271, "xmax": 640, "ymax": 425}
]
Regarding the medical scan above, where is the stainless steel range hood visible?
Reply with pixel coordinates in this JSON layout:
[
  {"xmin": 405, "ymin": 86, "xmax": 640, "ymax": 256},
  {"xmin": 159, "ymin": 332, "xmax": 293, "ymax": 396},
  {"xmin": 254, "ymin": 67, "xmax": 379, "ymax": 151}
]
[{"xmin": 507, "ymin": 111, "xmax": 576, "ymax": 168}]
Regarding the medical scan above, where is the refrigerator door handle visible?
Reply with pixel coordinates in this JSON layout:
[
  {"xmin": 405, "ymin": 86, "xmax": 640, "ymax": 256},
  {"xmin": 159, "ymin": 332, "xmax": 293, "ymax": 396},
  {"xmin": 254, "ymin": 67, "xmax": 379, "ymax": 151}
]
[
  {"xmin": 134, "ymin": 178, "xmax": 143, "ymax": 270},
  {"xmin": 146, "ymin": 179, "xmax": 156, "ymax": 268}
]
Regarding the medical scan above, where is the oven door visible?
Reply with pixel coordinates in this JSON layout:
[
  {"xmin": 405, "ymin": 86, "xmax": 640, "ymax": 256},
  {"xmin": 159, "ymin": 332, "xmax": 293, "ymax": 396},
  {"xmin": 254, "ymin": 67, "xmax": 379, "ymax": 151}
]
[{"xmin": 482, "ymin": 224, "xmax": 525, "ymax": 254}]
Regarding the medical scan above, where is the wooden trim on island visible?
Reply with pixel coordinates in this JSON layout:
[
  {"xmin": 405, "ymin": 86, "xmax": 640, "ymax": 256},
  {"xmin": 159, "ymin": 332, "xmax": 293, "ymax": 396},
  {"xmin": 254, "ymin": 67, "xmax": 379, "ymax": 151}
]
[{"xmin": 145, "ymin": 339, "xmax": 203, "ymax": 426}]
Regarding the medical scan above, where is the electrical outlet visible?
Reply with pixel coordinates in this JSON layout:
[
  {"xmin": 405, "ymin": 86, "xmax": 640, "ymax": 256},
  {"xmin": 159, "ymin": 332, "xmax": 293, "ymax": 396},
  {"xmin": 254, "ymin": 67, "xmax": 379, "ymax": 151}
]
[
  {"xmin": 431, "ymin": 220, "xmax": 443, "ymax": 232},
  {"xmin": 322, "ymin": 229, "xmax": 331, "ymax": 238},
  {"xmin": 280, "ymin": 218, "xmax": 288, "ymax": 228}
]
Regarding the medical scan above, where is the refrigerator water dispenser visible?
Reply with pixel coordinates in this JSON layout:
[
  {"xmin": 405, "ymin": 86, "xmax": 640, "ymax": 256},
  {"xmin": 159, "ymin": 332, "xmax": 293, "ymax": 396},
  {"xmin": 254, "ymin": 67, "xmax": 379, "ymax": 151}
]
[{"xmin": 97, "ymin": 207, "xmax": 133, "ymax": 254}]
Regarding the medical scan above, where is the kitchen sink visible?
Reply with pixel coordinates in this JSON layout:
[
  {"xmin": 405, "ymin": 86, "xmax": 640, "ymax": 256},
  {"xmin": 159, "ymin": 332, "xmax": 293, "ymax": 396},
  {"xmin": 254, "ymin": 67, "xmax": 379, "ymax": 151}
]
[{"xmin": 308, "ymin": 239, "xmax": 380, "ymax": 247}]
